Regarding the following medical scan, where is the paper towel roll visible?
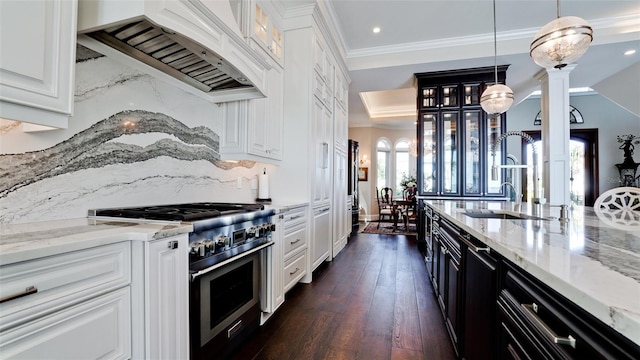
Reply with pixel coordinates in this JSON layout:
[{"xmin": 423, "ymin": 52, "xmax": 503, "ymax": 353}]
[{"xmin": 258, "ymin": 169, "xmax": 270, "ymax": 200}]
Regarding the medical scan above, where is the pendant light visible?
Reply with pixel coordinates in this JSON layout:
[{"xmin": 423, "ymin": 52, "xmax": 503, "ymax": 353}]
[
  {"xmin": 530, "ymin": 0, "xmax": 593, "ymax": 69},
  {"xmin": 480, "ymin": 0, "xmax": 514, "ymax": 116}
]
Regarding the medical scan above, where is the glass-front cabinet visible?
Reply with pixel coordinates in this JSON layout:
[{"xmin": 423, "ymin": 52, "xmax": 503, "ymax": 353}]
[{"xmin": 416, "ymin": 67, "xmax": 508, "ymax": 198}]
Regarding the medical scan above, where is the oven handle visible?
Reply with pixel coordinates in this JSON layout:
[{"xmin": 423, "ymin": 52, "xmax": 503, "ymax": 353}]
[{"xmin": 190, "ymin": 241, "xmax": 274, "ymax": 282}]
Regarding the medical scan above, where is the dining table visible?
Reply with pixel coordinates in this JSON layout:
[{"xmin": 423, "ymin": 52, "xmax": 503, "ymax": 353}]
[{"xmin": 390, "ymin": 199, "xmax": 413, "ymax": 231}]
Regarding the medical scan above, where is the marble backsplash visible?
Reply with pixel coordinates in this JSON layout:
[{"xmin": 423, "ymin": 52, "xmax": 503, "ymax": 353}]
[{"xmin": 0, "ymin": 51, "xmax": 268, "ymax": 224}]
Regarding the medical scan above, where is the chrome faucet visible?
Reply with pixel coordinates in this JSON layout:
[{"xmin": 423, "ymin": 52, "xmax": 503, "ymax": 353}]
[
  {"xmin": 491, "ymin": 131, "xmax": 542, "ymax": 216},
  {"xmin": 500, "ymin": 181, "xmax": 521, "ymax": 208}
]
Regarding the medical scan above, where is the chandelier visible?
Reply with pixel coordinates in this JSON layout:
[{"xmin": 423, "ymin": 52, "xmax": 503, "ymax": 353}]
[
  {"xmin": 530, "ymin": 0, "xmax": 593, "ymax": 69},
  {"xmin": 480, "ymin": 0, "xmax": 514, "ymax": 117}
]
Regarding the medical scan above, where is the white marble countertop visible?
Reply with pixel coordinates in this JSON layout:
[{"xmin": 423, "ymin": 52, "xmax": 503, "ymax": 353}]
[
  {"xmin": 425, "ymin": 200, "xmax": 640, "ymax": 346},
  {"xmin": 0, "ymin": 218, "xmax": 193, "ymax": 265}
]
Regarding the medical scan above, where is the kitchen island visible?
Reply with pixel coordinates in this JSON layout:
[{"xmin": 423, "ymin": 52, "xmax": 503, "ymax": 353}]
[{"xmin": 421, "ymin": 199, "xmax": 639, "ymax": 359}]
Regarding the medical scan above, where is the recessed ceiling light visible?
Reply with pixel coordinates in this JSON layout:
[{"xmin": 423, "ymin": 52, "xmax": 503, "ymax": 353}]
[
  {"xmin": 372, "ymin": 27, "xmax": 381, "ymax": 34},
  {"xmin": 624, "ymin": 49, "xmax": 636, "ymax": 56}
]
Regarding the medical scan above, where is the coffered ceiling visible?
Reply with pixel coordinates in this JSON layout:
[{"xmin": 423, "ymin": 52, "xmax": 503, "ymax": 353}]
[{"xmin": 283, "ymin": 0, "xmax": 640, "ymax": 128}]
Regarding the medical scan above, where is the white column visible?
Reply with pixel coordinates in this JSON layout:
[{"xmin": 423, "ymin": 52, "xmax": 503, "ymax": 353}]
[{"xmin": 534, "ymin": 65, "xmax": 575, "ymax": 206}]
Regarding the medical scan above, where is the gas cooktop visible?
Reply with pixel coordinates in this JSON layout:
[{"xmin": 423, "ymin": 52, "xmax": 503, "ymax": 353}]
[{"xmin": 91, "ymin": 202, "xmax": 266, "ymax": 221}]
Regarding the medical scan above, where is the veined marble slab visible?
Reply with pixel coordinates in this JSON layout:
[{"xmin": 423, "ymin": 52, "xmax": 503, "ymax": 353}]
[
  {"xmin": 0, "ymin": 218, "xmax": 192, "ymax": 264},
  {"xmin": 425, "ymin": 200, "xmax": 640, "ymax": 346}
]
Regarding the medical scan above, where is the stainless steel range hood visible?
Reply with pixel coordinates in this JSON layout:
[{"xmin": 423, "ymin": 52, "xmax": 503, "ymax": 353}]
[{"xmin": 77, "ymin": 0, "xmax": 271, "ymax": 102}]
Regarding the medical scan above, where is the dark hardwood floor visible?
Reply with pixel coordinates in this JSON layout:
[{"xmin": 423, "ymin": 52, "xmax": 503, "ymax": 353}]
[{"xmin": 229, "ymin": 231, "xmax": 456, "ymax": 360}]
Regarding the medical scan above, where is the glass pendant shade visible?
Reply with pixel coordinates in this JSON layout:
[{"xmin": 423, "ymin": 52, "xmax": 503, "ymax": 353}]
[
  {"xmin": 530, "ymin": 16, "xmax": 593, "ymax": 69},
  {"xmin": 480, "ymin": 84, "xmax": 514, "ymax": 115}
]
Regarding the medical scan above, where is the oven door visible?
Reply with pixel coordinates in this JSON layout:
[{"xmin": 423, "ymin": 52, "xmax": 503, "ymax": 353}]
[{"xmin": 194, "ymin": 252, "xmax": 259, "ymax": 347}]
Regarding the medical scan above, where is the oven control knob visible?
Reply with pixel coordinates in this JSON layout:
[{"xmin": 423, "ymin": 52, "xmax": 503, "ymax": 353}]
[
  {"xmin": 269, "ymin": 223, "xmax": 276, "ymax": 231},
  {"xmin": 247, "ymin": 227, "xmax": 257, "ymax": 238},
  {"xmin": 258, "ymin": 225, "xmax": 267, "ymax": 236},
  {"xmin": 190, "ymin": 242, "xmax": 205, "ymax": 257},
  {"xmin": 203, "ymin": 240, "xmax": 214, "ymax": 254},
  {"xmin": 216, "ymin": 235, "xmax": 229, "ymax": 249},
  {"xmin": 189, "ymin": 242, "xmax": 198, "ymax": 253}
]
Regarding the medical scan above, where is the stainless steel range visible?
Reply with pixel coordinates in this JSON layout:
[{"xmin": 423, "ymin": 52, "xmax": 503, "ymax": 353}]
[{"xmin": 90, "ymin": 202, "xmax": 275, "ymax": 360}]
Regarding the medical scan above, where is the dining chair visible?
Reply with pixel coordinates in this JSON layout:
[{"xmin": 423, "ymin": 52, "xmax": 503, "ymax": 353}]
[{"xmin": 376, "ymin": 187, "xmax": 397, "ymax": 228}]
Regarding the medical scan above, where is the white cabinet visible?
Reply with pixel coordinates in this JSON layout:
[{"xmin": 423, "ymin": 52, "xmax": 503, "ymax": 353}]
[
  {"xmin": 313, "ymin": 96, "xmax": 333, "ymax": 203},
  {"xmin": 332, "ymin": 148, "xmax": 349, "ymax": 258},
  {"xmin": 143, "ymin": 235, "xmax": 189, "ymax": 360},
  {"xmin": 312, "ymin": 205, "xmax": 331, "ymax": 271},
  {"xmin": 220, "ymin": 56, "xmax": 283, "ymax": 162},
  {"xmin": 0, "ymin": 0, "xmax": 77, "ymax": 128},
  {"xmin": 0, "ymin": 242, "xmax": 132, "ymax": 359},
  {"xmin": 261, "ymin": 205, "xmax": 307, "ymax": 322}
]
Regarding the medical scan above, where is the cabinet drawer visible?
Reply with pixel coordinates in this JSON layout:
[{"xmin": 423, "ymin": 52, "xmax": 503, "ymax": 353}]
[
  {"xmin": 284, "ymin": 225, "xmax": 307, "ymax": 258},
  {"xmin": 0, "ymin": 242, "xmax": 131, "ymax": 331},
  {"xmin": 283, "ymin": 208, "xmax": 307, "ymax": 227},
  {"xmin": 0, "ymin": 287, "xmax": 131, "ymax": 360},
  {"xmin": 500, "ymin": 263, "xmax": 639, "ymax": 360},
  {"xmin": 284, "ymin": 250, "xmax": 306, "ymax": 293}
]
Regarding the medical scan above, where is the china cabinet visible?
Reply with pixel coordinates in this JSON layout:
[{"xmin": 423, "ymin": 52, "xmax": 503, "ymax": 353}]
[{"xmin": 416, "ymin": 67, "xmax": 508, "ymax": 198}]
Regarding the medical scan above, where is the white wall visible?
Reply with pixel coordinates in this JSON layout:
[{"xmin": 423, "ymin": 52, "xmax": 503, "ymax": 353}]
[{"xmin": 0, "ymin": 54, "xmax": 271, "ymax": 224}]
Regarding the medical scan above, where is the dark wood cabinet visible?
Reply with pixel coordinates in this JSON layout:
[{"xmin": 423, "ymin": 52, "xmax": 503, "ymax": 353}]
[
  {"xmin": 463, "ymin": 236, "xmax": 499, "ymax": 360},
  {"xmin": 415, "ymin": 67, "xmax": 509, "ymax": 198},
  {"xmin": 437, "ymin": 217, "xmax": 463, "ymax": 356},
  {"xmin": 422, "ymin": 204, "xmax": 640, "ymax": 360},
  {"xmin": 498, "ymin": 263, "xmax": 640, "ymax": 360},
  {"xmin": 347, "ymin": 140, "xmax": 359, "ymax": 234}
]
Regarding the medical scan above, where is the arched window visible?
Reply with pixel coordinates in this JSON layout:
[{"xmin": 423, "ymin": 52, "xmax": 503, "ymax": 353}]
[{"xmin": 376, "ymin": 139, "xmax": 391, "ymax": 189}]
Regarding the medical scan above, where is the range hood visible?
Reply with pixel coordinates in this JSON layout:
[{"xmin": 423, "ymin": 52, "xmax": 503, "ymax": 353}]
[{"xmin": 77, "ymin": 0, "xmax": 271, "ymax": 102}]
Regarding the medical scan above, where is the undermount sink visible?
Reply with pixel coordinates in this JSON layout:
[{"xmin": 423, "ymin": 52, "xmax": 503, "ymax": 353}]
[{"xmin": 463, "ymin": 210, "xmax": 549, "ymax": 221}]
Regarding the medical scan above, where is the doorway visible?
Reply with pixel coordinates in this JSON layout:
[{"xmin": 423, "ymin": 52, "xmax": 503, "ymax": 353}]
[{"xmin": 522, "ymin": 129, "xmax": 599, "ymax": 207}]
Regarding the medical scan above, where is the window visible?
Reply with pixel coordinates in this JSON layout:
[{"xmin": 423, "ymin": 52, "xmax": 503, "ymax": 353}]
[
  {"xmin": 376, "ymin": 139, "xmax": 391, "ymax": 188},
  {"xmin": 376, "ymin": 138, "xmax": 417, "ymax": 197}
]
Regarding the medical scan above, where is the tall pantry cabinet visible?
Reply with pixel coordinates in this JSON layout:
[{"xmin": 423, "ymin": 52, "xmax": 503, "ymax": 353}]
[{"xmin": 272, "ymin": 6, "xmax": 350, "ymax": 278}]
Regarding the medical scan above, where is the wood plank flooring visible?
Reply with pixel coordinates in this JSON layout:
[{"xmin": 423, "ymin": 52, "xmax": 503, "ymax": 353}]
[{"xmin": 229, "ymin": 231, "xmax": 456, "ymax": 360}]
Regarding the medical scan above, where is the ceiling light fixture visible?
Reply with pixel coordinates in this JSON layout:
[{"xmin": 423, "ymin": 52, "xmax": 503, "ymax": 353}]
[
  {"xmin": 624, "ymin": 49, "xmax": 636, "ymax": 56},
  {"xmin": 372, "ymin": 27, "xmax": 381, "ymax": 34},
  {"xmin": 530, "ymin": 0, "xmax": 593, "ymax": 69},
  {"xmin": 480, "ymin": 0, "xmax": 514, "ymax": 117}
]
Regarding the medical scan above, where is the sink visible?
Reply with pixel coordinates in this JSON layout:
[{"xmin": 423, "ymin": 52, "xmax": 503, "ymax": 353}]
[{"xmin": 462, "ymin": 210, "xmax": 549, "ymax": 221}]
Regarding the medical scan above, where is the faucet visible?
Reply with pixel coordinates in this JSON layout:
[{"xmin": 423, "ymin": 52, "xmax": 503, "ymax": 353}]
[
  {"xmin": 491, "ymin": 131, "xmax": 542, "ymax": 216},
  {"xmin": 500, "ymin": 181, "xmax": 521, "ymax": 209}
]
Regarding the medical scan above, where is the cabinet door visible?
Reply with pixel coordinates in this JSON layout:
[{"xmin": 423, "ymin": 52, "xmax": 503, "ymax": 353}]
[
  {"xmin": 463, "ymin": 110, "xmax": 482, "ymax": 196},
  {"xmin": 0, "ymin": 0, "xmax": 77, "ymax": 128},
  {"xmin": 312, "ymin": 207, "xmax": 331, "ymax": 270},
  {"xmin": 146, "ymin": 236, "xmax": 189, "ymax": 360},
  {"xmin": 0, "ymin": 288, "xmax": 131, "ymax": 360},
  {"xmin": 464, "ymin": 247, "xmax": 498, "ymax": 360},
  {"xmin": 445, "ymin": 251, "xmax": 461, "ymax": 350},
  {"xmin": 436, "ymin": 236, "xmax": 447, "ymax": 311},
  {"xmin": 422, "ymin": 112, "xmax": 438, "ymax": 195},
  {"xmin": 248, "ymin": 61, "xmax": 283, "ymax": 160},
  {"xmin": 264, "ymin": 213, "xmax": 285, "ymax": 314},
  {"xmin": 441, "ymin": 111, "xmax": 460, "ymax": 195},
  {"xmin": 313, "ymin": 97, "xmax": 333, "ymax": 203}
]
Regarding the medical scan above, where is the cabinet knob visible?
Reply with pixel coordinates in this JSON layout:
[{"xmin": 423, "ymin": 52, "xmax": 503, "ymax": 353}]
[{"xmin": 167, "ymin": 240, "xmax": 179, "ymax": 249}]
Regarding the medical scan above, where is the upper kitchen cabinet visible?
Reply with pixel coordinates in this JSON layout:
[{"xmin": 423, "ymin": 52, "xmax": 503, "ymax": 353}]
[
  {"xmin": 249, "ymin": 2, "xmax": 284, "ymax": 66},
  {"xmin": 0, "ymin": 0, "xmax": 77, "ymax": 128},
  {"xmin": 220, "ymin": 54, "xmax": 283, "ymax": 162},
  {"xmin": 416, "ymin": 67, "xmax": 508, "ymax": 198}
]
